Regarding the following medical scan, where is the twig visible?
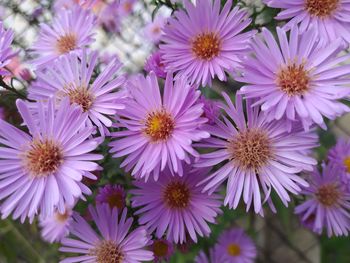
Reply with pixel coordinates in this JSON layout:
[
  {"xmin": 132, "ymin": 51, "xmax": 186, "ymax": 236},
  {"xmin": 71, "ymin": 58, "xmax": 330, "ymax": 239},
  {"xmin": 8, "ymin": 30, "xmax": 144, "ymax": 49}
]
[{"xmin": 0, "ymin": 77, "xmax": 31, "ymax": 101}]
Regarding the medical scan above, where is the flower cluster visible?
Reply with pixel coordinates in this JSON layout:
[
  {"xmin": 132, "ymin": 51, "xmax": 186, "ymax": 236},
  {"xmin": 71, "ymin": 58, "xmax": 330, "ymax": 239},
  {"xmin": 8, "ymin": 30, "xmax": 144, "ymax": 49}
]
[{"xmin": 1, "ymin": 0, "xmax": 350, "ymax": 262}]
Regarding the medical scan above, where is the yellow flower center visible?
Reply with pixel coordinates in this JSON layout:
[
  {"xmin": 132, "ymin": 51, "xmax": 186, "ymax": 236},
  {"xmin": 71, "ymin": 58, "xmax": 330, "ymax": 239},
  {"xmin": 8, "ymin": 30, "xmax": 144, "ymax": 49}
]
[
  {"xmin": 144, "ymin": 110, "xmax": 174, "ymax": 142},
  {"xmin": 315, "ymin": 184, "xmax": 340, "ymax": 206},
  {"xmin": 163, "ymin": 181, "xmax": 190, "ymax": 209},
  {"xmin": 56, "ymin": 33, "xmax": 77, "ymax": 54},
  {"xmin": 305, "ymin": 0, "xmax": 339, "ymax": 18},
  {"xmin": 64, "ymin": 85, "xmax": 94, "ymax": 112},
  {"xmin": 192, "ymin": 32, "xmax": 221, "ymax": 60},
  {"xmin": 227, "ymin": 243, "xmax": 241, "ymax": 256},
  {"xmin": 277, "ymin": 63, "xmax": 310, "ymax": 96},
  {"xmin": 228, "ymin": 129, "xmax": 271, "ymax": 171},
  {"xmin": 24, "ymin": 139, "xmax": 63, "ymax": 177},
  {"xmin": 344, "ymin": 157, "xmax": 350, "ymax": 173}
]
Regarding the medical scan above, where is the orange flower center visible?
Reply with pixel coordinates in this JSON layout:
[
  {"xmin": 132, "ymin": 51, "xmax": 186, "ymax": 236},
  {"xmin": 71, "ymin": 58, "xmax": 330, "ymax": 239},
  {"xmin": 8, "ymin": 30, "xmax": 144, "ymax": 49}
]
[
  {"xmin": 227, "ymin": 243, "xmax": 241, "ymax": 256},
  {"xmin": 305, "ymin": 0, "xmax": 339, "ymax": 18},
  {"xmin": 228, "ymin": 129, "xmax": 271, "ymax": 171},
  {"xmin": 55, "ymin": 210, "xmax": 70, "ymax": 223},
  {"xmin": 192, "ymin": 32, "xmax": 221, "ymax": 60},
  {"xmin": 277, "ymin": 63, "xmax": 310, "ymax": 96},
  {"xmin": 163, "ymin": 181, "xmax": 190, "ymax": 209},
  {"xmin": 64, "ymin": 86, "xmax": 94, "ymax": 112},
  {"xmin": 56, "ymin": 33, "xmax": 77, "ymax": 54},
  {"xmin": 144, "ymin": 110, "xmax": 174, "ymax": 142},
  {"xmin": 343, "ymin": 157, "xmax": 350, "ymax": 173},
  {"xmin": 92, "ymin": 240, "xmax": 124, "ymax": 263},
  {"xmin": 153, "ymin": 240, "xmax": 169, "ymax": 258},
  {"xmin": 24, "ymin": 139, "xmax": 62, "ymax": 177},
  {"xmin": 315, "ymin": 184, "xmax": 340, "ymax": 206}
]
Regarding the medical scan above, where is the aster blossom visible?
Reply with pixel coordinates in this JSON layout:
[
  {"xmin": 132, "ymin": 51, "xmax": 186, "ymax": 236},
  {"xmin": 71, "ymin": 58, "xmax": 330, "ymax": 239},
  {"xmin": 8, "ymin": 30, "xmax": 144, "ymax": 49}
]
[
  {"xmin": 195, "ymin": 246, "xmax": 224, "ymax": 263},
  {"xmin": 96, "ymin": 184, "xmax": 126, "ymax": 211},
  {"xmin": 39, "ymin": 207, "xmax": 73, "ymax": 243},
  {"xmin": 59, "ymin": 204, "xmax": 153, "ymax": 263},
  {"xmin": 0, "ymin": 22, "xmax": 16, "ymax": 76},
  {"xmin": 239, "ymin": 26, "xmax": 350, "ymax": 129},
  {"xmin": 216, "ymin": 228, "xmax": 257, "ymax": 263},
  {"xmin": 0, "ymin": 98, "xmax": 102, "ymax": 221},
  {"xmin": 144, "ymin": 51, "xmax": 167, "ymax": 79},
  {"xmin": 160, "ymin": 0, "xmax": 255, "ymax": 86},
  {"xmin": 151, "ymin": 239, "xmax": 174, "ymax": 262},
  {"xmin": 264, "ymin": 0, "xmax": 350, "ymax": 44},
  {"xmin": 130, "ymin": 165, "xmax": 222, "ymax": 244},
  {"xmin": 109, "ymin": 72, "xmax": 209, "ymax": 180},
  {"xmin": 29, "ymin": 50, "xmax": 125, "ymax": 135},
  {"xmin": 196, "ymin": 94, "xmax": 318, "ymax": 214},
  {"xmin": 295, "ymin": 163, "xmax": 350, "ymax": 237},
  {"xmin": 328, "ymin": 138, "xmax": 350, "ymax": 187},
  {"xmin": 31, "ymin": 6, "xmax": 96, "ymax": 67}
]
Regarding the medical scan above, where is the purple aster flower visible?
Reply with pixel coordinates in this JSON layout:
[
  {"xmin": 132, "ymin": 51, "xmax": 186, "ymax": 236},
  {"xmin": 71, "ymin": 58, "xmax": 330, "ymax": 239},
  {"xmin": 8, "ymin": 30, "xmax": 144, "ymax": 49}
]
[
  {"xmin": 144, "ymin": 15, "xmax": 166, "ymax": 44},
  {"xmin": 130, "ymin": 165, "xmax": 222, "ymax": 244},
  {"xmin": 109, "ymin": 73, "xmax": 209, "ymax": 181},
  {"xmin": 0, "ymin": 98, "xmax": 102, "ymax": 222},
  {"xmin": 238, "ymin": 26, "xmax": 350, "ymax": 130},
  {"xmin": 160, "ymin": 0, "xmax": 255, "ymax": 86},
  {"xmin": 118, "ymin": 0, "xmax": 136, "ymax": 16},
  {"xmin": 328, "ymin": 138, "xmax": 350, "ymax": 186},
  {"xmin": 98, "ymin": 0, "xmax": 121, "ymax": 33},
  {"xmin": 96, "ymin": 184, "xmax": 126, "ymax": 211},
  {"xmin": 196, "ymin": 94, "xmax": 317, "ymax": 214},
  {"xmin": 151, "ymin": 239, "xmax": 174, "ymax": 262},
  {"xmin": 39, "ymin": 207, "xmax": 73, "ymax": 243},
  {"xmin": 216, "ymin": 228, "xmax": 257, "ymax": 263},
  {"xmin": 29, "ymin": 50, "xmax": 125, "ymax": 135},
  {"xmin": 144, "ymin": 51, "xmax": 167, "ymax": 78},
  {"xmin": 31, "ymin": 6, "xmax": 96, "ymax": 68},
  {"xmin": 0, "ymin": 22, "xmax": 16, "ymax": 76},
  {"xmin": 198, "ymin": 96, "xmax": 221, "ymax": 125},
  {"xmin": 264, "ymin": 0, "xmax": 350, "ymax": 44},
  {"xmin": 59, "ymin": 204, "xmax": 154, "ymax": 263},
  {"xmin": 295, "ymin": 163, "xmax": 350, "ymax": 237}
]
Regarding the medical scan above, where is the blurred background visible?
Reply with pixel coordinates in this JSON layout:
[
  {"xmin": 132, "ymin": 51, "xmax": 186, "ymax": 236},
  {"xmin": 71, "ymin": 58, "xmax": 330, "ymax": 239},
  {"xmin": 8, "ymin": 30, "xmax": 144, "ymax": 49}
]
[{"xmin": 0, "ymin": 0, "xmax": 350, "ymax": 262}]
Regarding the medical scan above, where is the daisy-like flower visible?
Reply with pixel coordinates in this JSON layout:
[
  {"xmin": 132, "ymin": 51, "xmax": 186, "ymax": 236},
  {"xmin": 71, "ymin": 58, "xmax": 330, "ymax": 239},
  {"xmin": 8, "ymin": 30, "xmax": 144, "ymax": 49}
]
[
  {"xmin": 31, "ymin": 6, "xmax": 96, "ymax": 67},
  {"xmin": 295, "ymin": 164, "xmax": 350, "ymax": 237},
  {"xmin": 151, "ymin": 239, "xmax": 174, "ymax": 262},
  {"xmin": 196, "ymin": 94, "xmax": 317, "ymax": 214},
  {"xmin": 29, "ymin": 50, "xmax": 125, "ymax": 135},
  {"xmin": 59, "ymin": 204, "xmax": 154, "ymax": 263},
  {"xmin": 239, "ymin": 26, "xmax": 350, "ymax": 130},
  {"xmin": 264, "ymin": 0, "xmax": 350, "ymax": 43},
  {"xmin": 144, "ymin": 15, "xmax": 166, "ymax": 44},
  {"xmin": 39, "ymin": 207, "xmax": 73, "ymax": 243},
  {"xmin": 109, "ymin": 72, "xmax": 209, "ymax": 180},
  {"xmin": 96, "ymin": 184, "xmax": 126, "ymax": 211},
  {"xmin": 144, "ymin": 51, "xmax": 167, "ymax": 78},
  {"xmin": 130, "ymin": 165, "xmax": 222, "ymax": 244},
  {"xmin": 0, "ymin": 22, "xmax": 16, "ymax": 76},
  {"xmin": 328, "ymin": 138, "xmax": 350, "ymax": 180},
  {"xmin": 216, "ymin": 228, "xmax": 257, "ymax": 263},
  {"xmin": 0, "ymin": 98, "xmax": 102, "ymax": 222},
  {"xmin": 160, "ymin": 0, "xmax": 255, "ymax": 86}
]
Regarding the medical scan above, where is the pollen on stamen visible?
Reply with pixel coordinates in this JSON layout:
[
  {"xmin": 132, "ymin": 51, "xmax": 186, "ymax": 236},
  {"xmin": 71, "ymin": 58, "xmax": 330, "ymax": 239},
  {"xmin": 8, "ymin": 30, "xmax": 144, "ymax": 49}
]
[
  {"xmin": 228, "ymin": 129, "xmax": 271, "ymax": 171},
  {"xmin": 91, "ymin": 240, "xmax": 124, "ymax": 263},
  {"xmin": 192, "ymin": 32, "xmax": 221, "ymax": 60},
  {"xmin": 56, "ymin": 33, "xmax": 77, "ymax": 54},
  {"xmin": 55, "ymin": 210, "xmax": 70, "ymax": 223},
  {"xmin": 163, "ymin": 181, "xmax": 190, "ymax": 209},
  {"xmin": 277, "ymin": 63, "xmax": 310, "ymax": 96},
  {"xmin": 315, "ymin": 184, "xmax": 340, "ymax": 207},
  {"xmin": 24, "ymin": 139, "xmax": 63, "ymax": 178},
  {"xmin": 305, "ymin": 0, "xmax": 339, "ymax": 18},
  {"xmin": 343, "ymin": 157, "xmax": 350, "ymax": 173},
  {"xmin": 65, "ymin": 85, "xmax": 94, "ymax": 112},
  {"xmin": 144, "ymin": 110, "xmax": 175, "ymax": 142}
]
